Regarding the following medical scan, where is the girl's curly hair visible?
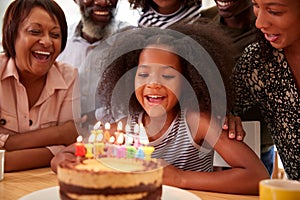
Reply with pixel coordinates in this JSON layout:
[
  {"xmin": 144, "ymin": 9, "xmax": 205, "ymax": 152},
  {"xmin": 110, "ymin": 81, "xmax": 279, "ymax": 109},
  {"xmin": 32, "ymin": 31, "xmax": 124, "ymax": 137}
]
[{"xmin": 96, "ymin": 24, "xmax": 235, "ymax": 122}]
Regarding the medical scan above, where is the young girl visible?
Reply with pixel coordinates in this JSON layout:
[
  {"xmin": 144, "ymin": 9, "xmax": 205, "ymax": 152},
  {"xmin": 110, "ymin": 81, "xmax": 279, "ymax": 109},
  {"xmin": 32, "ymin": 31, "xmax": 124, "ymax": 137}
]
[{"xmin": 51, "ymin": 25, "xmax": 269, "ymax": 194}]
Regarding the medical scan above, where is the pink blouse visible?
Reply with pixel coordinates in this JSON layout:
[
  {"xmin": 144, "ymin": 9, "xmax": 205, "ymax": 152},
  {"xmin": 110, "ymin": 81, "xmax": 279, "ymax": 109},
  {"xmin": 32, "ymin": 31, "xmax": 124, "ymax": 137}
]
[{"xmin": 0, "ymin": 54, "xmax": 81, "ymax": 154}]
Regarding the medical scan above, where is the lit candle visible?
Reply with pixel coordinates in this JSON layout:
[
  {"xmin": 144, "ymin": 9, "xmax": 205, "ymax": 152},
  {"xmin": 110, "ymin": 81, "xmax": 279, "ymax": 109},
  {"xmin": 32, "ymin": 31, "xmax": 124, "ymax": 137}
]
[
  {"xmin": 94, "ymin": 132, "xmax": 104, "ymax": 158},
  {"xmin": 140, "ymin": 136, "xmax": 154, "ymax": 161},
  {"xmin": 93, "ymin": 121, "xmax": 101, "ymax": 130},
  {"xmin": 133, "ymin": 123, "xmax": 140, "ymax": 148},
  {"xmin": 139, "ymin": 123, "xmax": 148, "ymax": 145},
  {"xmin": 107, "ymin": 136, "xmax": 116, "ymax": 157},
  {"xmin": 85, "ymin": 133, "xmax": 95, "ymax": 159},
  {"xmin": 104, "ymin": 122, "xmax": 111, "ymax": 143},
  {"xmin": 117, "ymin": 121, "xmax": 123, "ymax": 132},
  {"xmin": 116, "ymin": 133, "xmax": 125, "ymax": 145},
  {"xmin": 125, "ymin": 124, "xmax": 133, "ymax": 145},
  {"xmin": 75, "ymin": 136, "xmax": 86, "ymax": 162},
  {"xmin": 126, "ymin": 146, "xmax": 136, "ymax": 158},
  {"xmin": 116, "ymin": 146, "xmax": 126, "ymax": 158},
  {"xmin": 142, "ymin": 146, "xmax": 155, "ymax": 161},
  {"xmin": 115, "ymin": 121, "xmax": 123, "ymax": 144},
  {"xmin": 135, "ymin": 147, "xmax": 145, "ymax": 159}
]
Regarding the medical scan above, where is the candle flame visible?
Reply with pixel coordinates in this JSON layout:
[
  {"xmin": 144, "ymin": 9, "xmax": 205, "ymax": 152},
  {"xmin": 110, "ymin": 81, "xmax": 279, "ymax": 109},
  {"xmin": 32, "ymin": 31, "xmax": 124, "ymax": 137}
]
[
  {"xmin": 93, "ymin": 121, "xmax": 101, "ymax": 130},
  {"xmin": 105, "ymin": 122, "xmax": 111, "ymax": 130},
  {"xmin": 117, "ymin": 121, "xmax": 123, "ymax": 131},
  {"xmin": 109, "ymin": 136, "xmax": 115, "ymax": 143},
  {"xmin": 76, "ymin": 135, "xmax": 83, "ymax": 143},
  {"xmin": 117, "ymin": 133, "xmax": 124, "ymax": 144}
]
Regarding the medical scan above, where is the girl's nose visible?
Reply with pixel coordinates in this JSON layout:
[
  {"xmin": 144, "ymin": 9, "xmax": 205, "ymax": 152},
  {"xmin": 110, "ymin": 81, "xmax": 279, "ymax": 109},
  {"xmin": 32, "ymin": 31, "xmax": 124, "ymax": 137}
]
[{"xmin": 147, "ymin": 82, "xmax": 162, "ymax": 89}]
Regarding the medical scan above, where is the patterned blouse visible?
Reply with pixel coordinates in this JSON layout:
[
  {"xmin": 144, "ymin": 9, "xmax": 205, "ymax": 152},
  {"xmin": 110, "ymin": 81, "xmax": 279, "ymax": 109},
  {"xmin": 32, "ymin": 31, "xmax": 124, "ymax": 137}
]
[{"xmin": 232, "ymin": 41, "xmax": 300, "ymax": 180}]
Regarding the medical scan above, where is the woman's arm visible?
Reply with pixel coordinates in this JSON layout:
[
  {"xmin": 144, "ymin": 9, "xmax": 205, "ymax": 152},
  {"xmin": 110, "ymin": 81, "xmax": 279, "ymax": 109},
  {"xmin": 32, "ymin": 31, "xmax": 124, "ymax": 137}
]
[
  {"xmin": 4, "ymin": 148, "xmax": 53, "ymax": 172},
  {"xmin": 4, "ymin": 120, "xmax": 78, "ymax": 151}
]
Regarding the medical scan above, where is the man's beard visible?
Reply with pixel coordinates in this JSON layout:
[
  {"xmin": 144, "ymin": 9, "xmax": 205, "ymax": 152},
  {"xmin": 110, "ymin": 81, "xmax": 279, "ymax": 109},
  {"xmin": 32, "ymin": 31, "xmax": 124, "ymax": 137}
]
[{"xmin": 81, "ymin": 8, "xmax": 118, "ymax": 40}]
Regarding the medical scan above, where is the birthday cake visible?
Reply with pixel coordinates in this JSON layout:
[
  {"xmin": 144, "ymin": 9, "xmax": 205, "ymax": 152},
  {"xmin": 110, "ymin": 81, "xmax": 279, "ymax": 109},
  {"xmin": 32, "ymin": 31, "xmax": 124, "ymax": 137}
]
[{"xmin": 57, "ymin": 157, "xmax": 163, "ymax": 200}]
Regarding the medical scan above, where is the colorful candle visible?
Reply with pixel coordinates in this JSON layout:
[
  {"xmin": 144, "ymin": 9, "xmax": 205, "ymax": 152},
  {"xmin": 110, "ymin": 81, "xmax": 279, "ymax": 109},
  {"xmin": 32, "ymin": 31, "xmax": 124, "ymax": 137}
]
[
  {"xmin": 133, "ymin": 124, "xmax": 140, "ymax": 148},
  {"xmin": 139, "ymin": 123, "xmax": 148, "ymax": 145},
  {"xmin": 93, "ymin": 121, "xmax": 101, "ymax": 130},
  {"xmin": 135, "ymin": 147, "xmax": 145, "ymax": 159},
  {"xmin": 85, "ymin": 133, "xmax": 95, "ymax": 159},
  {"xmin": 75, "ymin": 136, "xmax": 86, "ymax": 157},
  {"xmin": 104, "ymin": 122, "xmax": 111, "ymax": 143},
  {"xmin": 142, "ymin": 146, "xmax": 155, "ymax": 161},
  {"xmin": 126, "ymin": 146, "xmax": 137, "ymax": 158},
  {"xmin": 125, "ymin": 124, "xmax": 133, "ymax": 145},
  {"xmin": 94, "ymin": 132, "xmax": 104, "ymax": 158},
  {"xmin": 107, "ymin": 136, "xmax": 116, "ymax": 157},
  {"xmin": 116, "ymin": 146, "xmax": 126, "ymax": 158},
  {"xmin": 117, "ymin": 121, "xmax": 123, "ymax": 132}
]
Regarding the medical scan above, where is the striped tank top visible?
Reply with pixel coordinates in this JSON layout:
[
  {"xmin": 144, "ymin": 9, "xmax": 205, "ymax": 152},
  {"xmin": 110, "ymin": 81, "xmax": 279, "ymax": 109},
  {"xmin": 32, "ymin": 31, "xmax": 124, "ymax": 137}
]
[
  {"xmin": 128, "ymin": 110, "xmax": 214, "ymax": 172},
  {"xmin": 138, "ymin": 5, "xmax": 202, "ymax": 29}
]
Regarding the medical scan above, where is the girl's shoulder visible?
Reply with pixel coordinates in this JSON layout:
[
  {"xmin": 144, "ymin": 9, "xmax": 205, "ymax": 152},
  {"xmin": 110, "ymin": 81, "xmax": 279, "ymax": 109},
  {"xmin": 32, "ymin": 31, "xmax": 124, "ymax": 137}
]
[{"xmin": 185, "ymin": 110, "xmax": 212, "ymax": 140}]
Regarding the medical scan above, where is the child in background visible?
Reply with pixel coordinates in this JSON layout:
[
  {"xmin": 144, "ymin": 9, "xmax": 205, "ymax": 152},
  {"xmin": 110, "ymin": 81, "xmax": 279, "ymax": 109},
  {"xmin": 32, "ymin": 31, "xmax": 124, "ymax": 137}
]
[
  {"xmin": 129, "ymin": 0, "xmax": 202, "ymax": 28},
  {"xmin": 51, "ymin": 25, "xmax": 269, "ymax": 194}
]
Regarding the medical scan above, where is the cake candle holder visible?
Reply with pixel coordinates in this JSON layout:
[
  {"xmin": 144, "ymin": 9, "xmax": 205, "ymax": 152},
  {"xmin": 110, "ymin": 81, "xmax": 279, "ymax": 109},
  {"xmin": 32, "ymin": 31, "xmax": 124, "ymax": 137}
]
[
  {"xmin": 139, "ymin": 123, "xmax": 155, "ymax": 160},
  {"xmin": 85, "ymin": 133, "xmax": 95, "ymax": 159},
  {"xmin": 125, "ymin": 124, "xmax": 133, "ymax": 145},
  {"xmin": 94, "ymin": 132, "xmax": 104, "ymax": 158},
  {"xmin": 133, "ymin": 123, "xmax": 140, "ymax": 148},
  {"xmin": 75, "ymin": 136, "xmax": 86, "ymax": 162},
  {"xmin": 104, "ymin": 122, "xmax": 111, "ymax": 143}
]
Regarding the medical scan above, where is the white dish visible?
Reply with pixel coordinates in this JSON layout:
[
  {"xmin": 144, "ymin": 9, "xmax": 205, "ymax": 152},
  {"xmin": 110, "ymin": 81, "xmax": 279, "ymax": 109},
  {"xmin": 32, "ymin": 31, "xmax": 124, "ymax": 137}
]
[{"xmin": 19, "ymin": 185, "xmax": 201, "ymax": 200}]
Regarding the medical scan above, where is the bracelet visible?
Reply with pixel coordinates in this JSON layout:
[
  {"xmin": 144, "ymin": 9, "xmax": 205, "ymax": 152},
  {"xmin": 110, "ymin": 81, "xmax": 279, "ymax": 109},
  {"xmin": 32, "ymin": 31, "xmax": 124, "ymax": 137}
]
[{"xmin": 0, "ymin": 134, "xmax": 9, "ymax": 148}]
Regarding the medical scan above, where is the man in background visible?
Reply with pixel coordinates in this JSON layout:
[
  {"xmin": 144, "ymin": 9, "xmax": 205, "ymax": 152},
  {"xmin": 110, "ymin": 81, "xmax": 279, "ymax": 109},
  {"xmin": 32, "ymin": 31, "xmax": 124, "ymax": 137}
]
[{"xmin": 57, "ymin": 0, "xmax": 132, "ymax": 128}]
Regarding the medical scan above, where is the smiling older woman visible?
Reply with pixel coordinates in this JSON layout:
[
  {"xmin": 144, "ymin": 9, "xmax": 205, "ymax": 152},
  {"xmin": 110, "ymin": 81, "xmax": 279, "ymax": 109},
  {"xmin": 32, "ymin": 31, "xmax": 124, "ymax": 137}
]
[{"xmin": 0, "ymin": 0, "xmax": 80, "ymax": 172}]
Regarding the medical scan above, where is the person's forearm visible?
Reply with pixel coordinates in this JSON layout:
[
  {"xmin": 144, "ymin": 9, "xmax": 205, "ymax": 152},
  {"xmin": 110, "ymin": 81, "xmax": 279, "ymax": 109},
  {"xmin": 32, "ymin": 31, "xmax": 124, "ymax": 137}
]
[
  {"xmin": 178, "ymin": 168, "xmax": 267, "ymax": 195},
  {"xmin": 4, "ymin": 120, "xmax": 78, "ymax": 151},
  {"xmin": 4, "ymin": 148, "xmax": 53, "ymax": 172}
]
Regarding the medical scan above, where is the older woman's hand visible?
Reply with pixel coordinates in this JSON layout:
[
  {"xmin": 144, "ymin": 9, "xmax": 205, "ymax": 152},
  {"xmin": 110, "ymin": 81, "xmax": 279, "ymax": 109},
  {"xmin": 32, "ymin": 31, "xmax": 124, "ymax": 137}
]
[{"xmin": 50, "ymin": 143, "xmax": 77, "ymax": 173}]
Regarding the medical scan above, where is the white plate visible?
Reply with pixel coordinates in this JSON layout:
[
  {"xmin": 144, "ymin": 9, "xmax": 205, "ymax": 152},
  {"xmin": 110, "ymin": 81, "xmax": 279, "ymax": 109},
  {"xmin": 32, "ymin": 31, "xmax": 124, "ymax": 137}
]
[{"xmin": 19, "ymin": 185, "xmax": 201, "ymax": 200}]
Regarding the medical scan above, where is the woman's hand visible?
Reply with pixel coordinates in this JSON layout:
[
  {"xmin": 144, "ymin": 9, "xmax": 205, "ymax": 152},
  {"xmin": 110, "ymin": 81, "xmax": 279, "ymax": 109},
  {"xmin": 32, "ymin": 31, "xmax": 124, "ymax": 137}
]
[
  {"xmin": 223, "ymin": 114, "xmax": 245, "ymax": 141},
  {"xmin": 50, "ymin": 143, "xmax": 76, "ymax": 173}
]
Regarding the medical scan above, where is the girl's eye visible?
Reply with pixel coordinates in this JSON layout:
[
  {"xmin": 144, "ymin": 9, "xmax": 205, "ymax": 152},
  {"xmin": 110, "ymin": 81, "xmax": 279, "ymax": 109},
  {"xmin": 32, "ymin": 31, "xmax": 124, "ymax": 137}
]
[
  {"xmin": 162, "ymin": 75, "xmax": 175, "ymax": 79},
  {"xmin": 138, "ymin": 73, "xmax": 149, "ymax": 78}
]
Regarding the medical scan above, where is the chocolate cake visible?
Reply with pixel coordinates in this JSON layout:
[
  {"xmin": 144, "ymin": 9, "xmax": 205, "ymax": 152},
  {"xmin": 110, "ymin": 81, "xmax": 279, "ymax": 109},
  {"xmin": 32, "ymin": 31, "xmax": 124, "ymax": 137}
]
[{"xmin": 57, "ymin": 158, "xmax": 163, "ymax": 200}]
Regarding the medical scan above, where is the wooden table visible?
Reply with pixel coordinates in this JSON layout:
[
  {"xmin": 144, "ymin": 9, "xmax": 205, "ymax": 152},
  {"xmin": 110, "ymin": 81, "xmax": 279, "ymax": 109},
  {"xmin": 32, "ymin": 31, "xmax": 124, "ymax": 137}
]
[{"xmin": 0, "ymin": 167, "xmax": 259, "ymax": 200}]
